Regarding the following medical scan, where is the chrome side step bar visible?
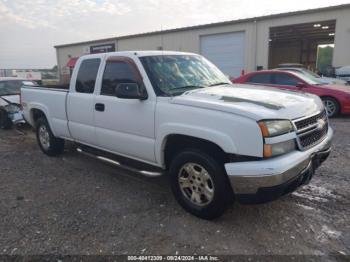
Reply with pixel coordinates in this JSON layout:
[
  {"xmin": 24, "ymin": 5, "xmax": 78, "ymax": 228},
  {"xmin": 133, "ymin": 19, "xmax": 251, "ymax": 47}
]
[{"xmin": 76, "ymin": 148, "xmax": 163, "ymax": 177}]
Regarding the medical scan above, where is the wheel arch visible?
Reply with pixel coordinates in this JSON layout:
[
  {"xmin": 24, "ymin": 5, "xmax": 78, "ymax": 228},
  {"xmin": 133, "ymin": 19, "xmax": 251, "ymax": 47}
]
[
  {"xmin": 320, "ymin": 95, "xmax": 340, "ymax": 103},
  {"xmin": 28, "ymin": 105, "xmax": 55, "ymax": 134},
  {"xmin": 320, "ymin": 95, "xmax": 341, "ymax": 115},
  {"xmin": 161, "ymin": 134, "xmax": 231, "ymax": 170}
]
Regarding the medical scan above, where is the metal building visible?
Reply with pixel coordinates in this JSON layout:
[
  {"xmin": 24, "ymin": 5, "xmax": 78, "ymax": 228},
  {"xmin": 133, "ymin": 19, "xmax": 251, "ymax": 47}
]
[{"xmin": 55, "ymin": 4, "xmax": 350, "ymax": 83}]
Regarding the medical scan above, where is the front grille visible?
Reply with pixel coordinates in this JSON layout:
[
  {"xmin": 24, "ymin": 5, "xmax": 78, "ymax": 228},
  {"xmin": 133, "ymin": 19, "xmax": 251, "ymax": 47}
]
[
  {"xmin": 293, "ymin": 110, "xmax": 329, "ymax": 150},
  {"xmin": 294, "ymin": 110, "xmax": 327, "ymax": 131},
  {"xmin": 299, "ymin": 123, "xmax": 328, "ymax": 148}
]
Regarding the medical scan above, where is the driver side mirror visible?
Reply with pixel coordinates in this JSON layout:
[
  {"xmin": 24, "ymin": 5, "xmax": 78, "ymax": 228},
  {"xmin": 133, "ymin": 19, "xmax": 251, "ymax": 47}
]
[
  {"xmin": 115, "ymin": 83, "xmax": 148, "ymax": 100},
  {"xmin": 296, "ymin": 82, "xmax": 306, "ymax": 89}
]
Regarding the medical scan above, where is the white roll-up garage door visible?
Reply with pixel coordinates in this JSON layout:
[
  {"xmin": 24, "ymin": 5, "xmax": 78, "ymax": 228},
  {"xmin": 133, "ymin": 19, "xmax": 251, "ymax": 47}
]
[{"xmin": 200, "ymin": 32, "xmax": 245, "ymax": 78}]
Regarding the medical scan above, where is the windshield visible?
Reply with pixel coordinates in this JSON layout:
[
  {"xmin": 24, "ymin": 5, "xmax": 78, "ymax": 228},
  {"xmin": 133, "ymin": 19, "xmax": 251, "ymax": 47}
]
[
  {"xmin": 139, "ymin": 55, "xmax": 231, "ymax": 96},
  {"xmin": 302, "ymin": 69, "xmax": 321, "ymax": 78},
  {"xmin": 281, "ymin": 68, "xmax": 327, "ymax": 85},
  {"xmin": 290, "ymin": 71, "xmax": 326, "ymax": 85},
  {"xmin": 0, "ymin": 80, "xmax": 36, "ymax": 96}
]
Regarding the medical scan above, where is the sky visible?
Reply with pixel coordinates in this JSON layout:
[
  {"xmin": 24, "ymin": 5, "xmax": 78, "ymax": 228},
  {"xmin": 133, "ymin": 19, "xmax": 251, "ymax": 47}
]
[{"xmin": 0, "ymin": 0, "xmax": 349, "ymax": 69}]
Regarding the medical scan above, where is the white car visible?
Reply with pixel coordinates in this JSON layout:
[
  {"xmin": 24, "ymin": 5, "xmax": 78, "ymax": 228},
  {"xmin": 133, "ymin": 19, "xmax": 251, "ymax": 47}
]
[
  {"xmin": 275, "ymin": 67, "xmax": 348, "ymax": 85},
  {"xmin": 21, "ymin": 51, "xmax": 333, "ymax": 219},
  {"xmin": 0, "ymin": 77, "xmax": 37, "ymax": 129},
  {"xmin": 335, "ymin": 66, "xmax": 350, "ymax": 84}
]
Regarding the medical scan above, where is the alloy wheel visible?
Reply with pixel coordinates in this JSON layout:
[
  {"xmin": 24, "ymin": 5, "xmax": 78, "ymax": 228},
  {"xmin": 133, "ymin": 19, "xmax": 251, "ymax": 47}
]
[
  {"xmin": 178, "ymin": 162, "xmax": 215, "ymax": 206},
  {"xmin": 323, "ymin": 99, "xmax": 336, "ymax": 117},
  {"xmin": 38, "ymin": 125, "xmax": 50, "ymax": 150}
]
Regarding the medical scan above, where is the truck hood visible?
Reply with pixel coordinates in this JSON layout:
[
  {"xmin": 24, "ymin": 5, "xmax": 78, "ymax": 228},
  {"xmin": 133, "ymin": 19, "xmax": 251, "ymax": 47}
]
[
  {"xmin": 0, "ymin": 94, "xmax": 19, "ymax": 106},
  {"xmin": 170, "ymin": 84, "xmax": 323, "ymax": 120}
]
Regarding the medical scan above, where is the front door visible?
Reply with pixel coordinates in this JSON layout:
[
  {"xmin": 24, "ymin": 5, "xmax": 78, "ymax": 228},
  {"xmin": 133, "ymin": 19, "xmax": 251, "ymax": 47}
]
[{"xmin": 93, "ymin": 57, "xmax": 156, "ymax": 163}]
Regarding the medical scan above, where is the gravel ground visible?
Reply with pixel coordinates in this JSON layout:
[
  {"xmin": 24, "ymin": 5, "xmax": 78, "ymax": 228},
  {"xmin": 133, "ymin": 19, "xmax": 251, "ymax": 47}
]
[{"xmin": 0, "ymin": 118, "xmax": 349, "ymax": 260}]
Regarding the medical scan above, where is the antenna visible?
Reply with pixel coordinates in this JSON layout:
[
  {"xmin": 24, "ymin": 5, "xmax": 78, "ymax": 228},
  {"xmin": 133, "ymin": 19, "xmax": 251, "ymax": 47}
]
[
  {"xmin": 158, "ymin": 0, "xmax": 164, "ymax": 52},
  {"xmin": 160, "ymin": 24, "xmax": 164, "ymax": 50}
]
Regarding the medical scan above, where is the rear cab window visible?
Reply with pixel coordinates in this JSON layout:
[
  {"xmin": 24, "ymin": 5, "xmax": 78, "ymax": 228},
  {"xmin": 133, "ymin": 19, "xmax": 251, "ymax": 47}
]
[{"xmin": 75, "ymin": 58, "xmax": 101, "ymax": 93}]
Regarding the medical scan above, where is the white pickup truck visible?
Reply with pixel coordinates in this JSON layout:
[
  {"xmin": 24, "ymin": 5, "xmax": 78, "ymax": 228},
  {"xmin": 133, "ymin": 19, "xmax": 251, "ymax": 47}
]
[{"xmin": 21, "ymin": 51, "xmax": 333, "ymax": 219}]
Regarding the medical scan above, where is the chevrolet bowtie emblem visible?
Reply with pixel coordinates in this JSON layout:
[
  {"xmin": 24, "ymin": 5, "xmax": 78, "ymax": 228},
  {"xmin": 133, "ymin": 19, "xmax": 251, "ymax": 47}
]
[{"xmin": 317, "ymin": 119, "xmax": 326, "ymax": 130}]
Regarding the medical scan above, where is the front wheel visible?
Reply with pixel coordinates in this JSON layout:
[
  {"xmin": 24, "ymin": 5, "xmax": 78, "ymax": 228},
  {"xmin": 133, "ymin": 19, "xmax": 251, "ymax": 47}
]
[
  {"xmin": 36, "ymin": 117, "xmax": 65, "ymax": 156},
  {"xmin": 322, "ymin": 97, "xmax": 340, "ymax": 118},
  {"xmin": 169, "ymin": 149, "xmax": 233, "ymax": 220}
]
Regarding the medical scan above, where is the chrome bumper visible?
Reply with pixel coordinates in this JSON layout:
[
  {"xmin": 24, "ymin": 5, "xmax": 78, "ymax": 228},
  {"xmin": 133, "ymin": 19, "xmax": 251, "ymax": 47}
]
[{"xmin": 225, "ymin": 127, "xmax": 333, "ymax": 195}]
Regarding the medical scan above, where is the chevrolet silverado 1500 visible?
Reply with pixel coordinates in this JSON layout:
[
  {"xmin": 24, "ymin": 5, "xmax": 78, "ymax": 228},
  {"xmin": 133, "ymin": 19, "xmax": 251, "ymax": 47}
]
[{"xmin": 21, "ymin": 51, "xmax": 333, "ymax": 219}]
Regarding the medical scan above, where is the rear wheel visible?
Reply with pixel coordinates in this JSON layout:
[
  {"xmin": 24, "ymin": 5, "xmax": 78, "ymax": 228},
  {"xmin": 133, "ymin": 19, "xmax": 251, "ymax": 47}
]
[
  {"xmin": 0, "ymin": 109, "xmax": 12, "ymax": 129},
  {"xmin": 322, "ymin": 97, "xmax": 340, "ymax": 118},
  {"xmin": 36, "ymin": 117, "xmax": 65, "ymax": 156},
  {"xmin": 169, "ymin": 149, "xmax": 233, "ymax": 220}
]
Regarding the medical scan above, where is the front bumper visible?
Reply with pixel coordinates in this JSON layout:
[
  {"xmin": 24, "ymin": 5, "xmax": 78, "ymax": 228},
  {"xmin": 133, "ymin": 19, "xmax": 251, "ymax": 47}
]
[
  {"xmin": 9, "ymin": 110, "xmax": 25, "ymax": 124},
  {"xmin": 225, "ymin": 127, "xmax": 333, "ymax": 204}
]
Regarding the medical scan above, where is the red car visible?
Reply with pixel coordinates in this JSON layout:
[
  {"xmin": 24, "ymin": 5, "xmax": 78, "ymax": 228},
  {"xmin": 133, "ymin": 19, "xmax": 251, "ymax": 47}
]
[{"xmin": 233, "ymin": 70, "xmax": 350, "ymax": 117}]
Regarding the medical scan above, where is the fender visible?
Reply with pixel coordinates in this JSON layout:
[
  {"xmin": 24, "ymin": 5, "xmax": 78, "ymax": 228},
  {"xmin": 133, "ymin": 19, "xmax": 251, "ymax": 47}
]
[
  {"xmin": 27, "ymin": 103, "xmax": 56, "ymax": 136},
  {"xmin": 155, "ymin": 123, "xmax": 237, "ymax": 166}
]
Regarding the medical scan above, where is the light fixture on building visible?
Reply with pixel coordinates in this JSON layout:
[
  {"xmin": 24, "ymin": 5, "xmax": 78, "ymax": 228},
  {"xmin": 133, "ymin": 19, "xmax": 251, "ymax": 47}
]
[
  {"xmin": 313, "ymin": 24, "xmax": 321, "ymax": 27},
  {"xmin": 268, "ymin": 39, "xmax": 272, "ymax": 42},
  {"xmin": 329, "ymin": 33, "xmax": 335, "ymax": 36},
  {"xmin": 322, "ymin": 26, "xmax": 329, "ymax": 29}
]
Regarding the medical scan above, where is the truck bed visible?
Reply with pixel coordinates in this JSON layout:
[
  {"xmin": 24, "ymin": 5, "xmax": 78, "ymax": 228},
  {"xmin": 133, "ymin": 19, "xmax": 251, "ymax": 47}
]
[{"xmin": 21, "ymin": 85, "xmax": 71, "ymax": 139}]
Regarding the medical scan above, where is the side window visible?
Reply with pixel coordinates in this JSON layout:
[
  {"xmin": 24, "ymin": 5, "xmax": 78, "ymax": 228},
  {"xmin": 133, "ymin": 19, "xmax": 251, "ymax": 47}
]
[
  {"xmin": 5, "ymin": 81, "xmax": 22, "ymax": 88},
  {"xmin": 76, "ymin": 58, "xmax": 101, "ymax": 93},
  {"xmin": 247, "ymin": 73, "xmax": 272, "ymax": 84},
  {"xmin": 273, "ymin": 73, "xmax": 299, "ymax": 86},
  {"xmin": 0, "ymin": 81, "xmax": 22, "ymax": 94},
  {"xmin": 101, "ymin": 61, "xmax": 139, "ymax": 96}
]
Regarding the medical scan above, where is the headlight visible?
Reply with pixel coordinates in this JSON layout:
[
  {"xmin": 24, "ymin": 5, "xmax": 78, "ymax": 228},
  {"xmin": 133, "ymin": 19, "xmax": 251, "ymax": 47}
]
[
  {"xmin": 258, "ymin": 120, "xmax": 294, "ymax": 137},
  {"xmin": 263, "ymin": 140, "xmax": 296, "ymax": 158},
  {"xmin": 4, "ymin": 104, "xmax": 20, "ymax": 114}
]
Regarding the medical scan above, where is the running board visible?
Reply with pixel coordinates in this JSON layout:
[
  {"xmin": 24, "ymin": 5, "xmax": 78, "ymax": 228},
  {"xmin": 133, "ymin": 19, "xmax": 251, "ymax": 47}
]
[{"xmin": 76, "ymin": 147, "xmax": 164, "ymax": 177}]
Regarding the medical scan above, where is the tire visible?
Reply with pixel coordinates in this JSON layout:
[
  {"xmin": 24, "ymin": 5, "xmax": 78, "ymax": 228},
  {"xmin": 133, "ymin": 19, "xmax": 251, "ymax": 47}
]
[
  {"xmin": 36, "ymin": 117, "xmax": 65, "ymax": 156},
  {"xmin": 169, "ymin": 149, "xmax": 233, "ymax": 220},
  {"xmin": 322, "ymin": 97, "xmax": 340, "ymax": 118},
  {"xmin": 0, "ymin": 109, "xmax": 13, "ymax": 129}
]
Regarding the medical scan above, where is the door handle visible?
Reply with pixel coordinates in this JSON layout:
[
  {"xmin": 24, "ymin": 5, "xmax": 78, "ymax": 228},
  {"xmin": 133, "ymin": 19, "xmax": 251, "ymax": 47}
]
[{"xmin": 95, "ymin": 103, "xmax": 105, "ymax": 112}]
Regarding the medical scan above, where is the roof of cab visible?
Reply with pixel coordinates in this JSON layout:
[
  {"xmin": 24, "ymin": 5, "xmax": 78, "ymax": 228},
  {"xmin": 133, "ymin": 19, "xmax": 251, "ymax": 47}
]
[{"xmin": 80, "ymin": 50, "xmax": 198, "ymax": 59}]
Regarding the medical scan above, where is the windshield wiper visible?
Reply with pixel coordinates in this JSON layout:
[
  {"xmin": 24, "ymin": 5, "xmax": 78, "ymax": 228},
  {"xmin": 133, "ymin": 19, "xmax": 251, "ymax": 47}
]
[{"xmin": 209, "ymin": 82, "xmax": 231, "ymax": 87}]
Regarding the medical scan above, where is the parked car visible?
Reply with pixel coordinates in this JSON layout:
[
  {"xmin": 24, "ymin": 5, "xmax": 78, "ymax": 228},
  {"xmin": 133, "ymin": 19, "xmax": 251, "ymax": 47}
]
[
  {"xmin": 233, "ymin": 70, "xmax": 350, "ymax": 117},
  {"xmin": 277, "ymin": 63, "xmax": 304, "ymax": 68},
  {"xmin": 0, "ymin": 77, "xmax": 37, "ymax": 129},
  {"xmin": 21, "ymin": 51, "xmax": 332, "ymax": 219},
  {"xmin": 335, "ymin": 66, "xmax": 350, "ymax": 84},
  {"xmin": 275, "ymin": 67, "xmax": 348, "ymax": 85}
]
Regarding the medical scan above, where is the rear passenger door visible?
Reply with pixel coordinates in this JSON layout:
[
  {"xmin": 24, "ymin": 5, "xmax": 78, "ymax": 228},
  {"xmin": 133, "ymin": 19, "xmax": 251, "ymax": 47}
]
[
  {"xmin": 67, "ymin": 58, "xmax": 101, "ymax": 145},
  {"xmin": 93, "ymin": 57, "xmax": 156, "ymax": 163}
]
